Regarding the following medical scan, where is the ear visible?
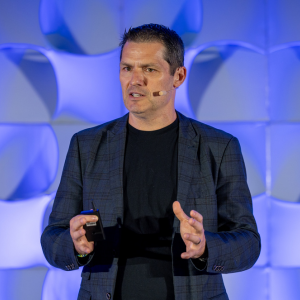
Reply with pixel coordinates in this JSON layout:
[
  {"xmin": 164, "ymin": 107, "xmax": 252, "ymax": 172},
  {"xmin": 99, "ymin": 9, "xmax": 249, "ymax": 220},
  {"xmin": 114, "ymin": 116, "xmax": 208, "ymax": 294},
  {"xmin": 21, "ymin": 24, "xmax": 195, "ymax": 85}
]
[{"xmin": 173, "ymin": 66, "xmax": 187, "ymax": 88}]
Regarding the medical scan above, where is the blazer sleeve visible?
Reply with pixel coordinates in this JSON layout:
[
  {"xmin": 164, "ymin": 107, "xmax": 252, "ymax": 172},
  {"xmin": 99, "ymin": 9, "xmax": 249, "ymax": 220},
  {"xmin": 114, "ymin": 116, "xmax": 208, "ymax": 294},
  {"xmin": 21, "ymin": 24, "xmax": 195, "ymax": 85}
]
[
  {"xmin": 201, "ymin": 136, "xmax": 261, "ymax": 274},
  {"xmin": 40, "ymin": 133, "xmax": 94, "ymax": 271}
]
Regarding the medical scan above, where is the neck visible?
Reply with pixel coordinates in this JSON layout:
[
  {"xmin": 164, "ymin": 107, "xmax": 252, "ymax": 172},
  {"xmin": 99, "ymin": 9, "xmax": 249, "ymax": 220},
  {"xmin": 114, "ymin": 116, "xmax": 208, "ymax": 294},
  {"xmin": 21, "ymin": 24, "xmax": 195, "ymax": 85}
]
[{"xmin": 128, "ymin": 109, "xmax": 177, "ymax": 131}]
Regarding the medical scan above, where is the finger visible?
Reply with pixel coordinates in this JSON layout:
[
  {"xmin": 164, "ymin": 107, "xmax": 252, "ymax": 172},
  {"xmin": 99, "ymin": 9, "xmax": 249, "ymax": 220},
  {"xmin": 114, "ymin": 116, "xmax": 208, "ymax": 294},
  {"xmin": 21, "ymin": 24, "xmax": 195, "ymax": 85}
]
[
  {"xmin": 190, "ymin": 210, "xmax": 203, "ymax": 224},
  {"xmin": 72, "ymin": 228, "xmax": 86, "ymax": 241},
  {"xmin": 81, "ymin": 243, "xmax": 94, "ymax": 254},
  {"xmin": 181, "ymin": 249, "xmax": 199, "ymax": 259},
  {"xmin": 70, "ymin": 217, "xmax": 86, "ymax": 232},
  {"xmin": 76, "ymin": 243, "xmax": 94, "ymax": 255},
  {"xmin": 173, "ymin": 201, "xmax": 189, "ymax": 222},
  {"xmin": 183, "ymin": 233, "xmax": 201, "ymax": 245},
  {"xmin": 75, "ymin": 238, "xmax": 95, "ymax": 254},
  {"xmin": 71, "ymin": 215, "xmax": 98, "ymax": 232},
  {"xmin": 188, "ymin": 217, "xmax": 203, "ymax": 233}
]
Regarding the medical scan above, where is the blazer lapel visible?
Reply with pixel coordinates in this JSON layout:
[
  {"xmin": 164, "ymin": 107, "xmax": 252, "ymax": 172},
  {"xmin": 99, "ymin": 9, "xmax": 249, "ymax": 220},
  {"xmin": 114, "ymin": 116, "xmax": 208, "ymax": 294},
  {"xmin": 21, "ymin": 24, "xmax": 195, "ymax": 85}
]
[
  {"xmin": 174, "ymin": 112, "xmax": 200, "ymax": 229},
  {"xmin": 107, "ymin": 114, "xmax": 128, "ymax": 225},
  {"xmin": 103, "ymin": 112, "xmax": 199, "ymax": 229}
]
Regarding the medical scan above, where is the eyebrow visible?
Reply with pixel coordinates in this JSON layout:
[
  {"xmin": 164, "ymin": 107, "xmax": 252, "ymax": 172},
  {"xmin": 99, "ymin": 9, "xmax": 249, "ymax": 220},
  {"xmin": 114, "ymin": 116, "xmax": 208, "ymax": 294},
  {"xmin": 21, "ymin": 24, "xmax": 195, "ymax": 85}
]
[{"xmin": 120, "ymin": 62, "xmax": 161, "ymax": 68}]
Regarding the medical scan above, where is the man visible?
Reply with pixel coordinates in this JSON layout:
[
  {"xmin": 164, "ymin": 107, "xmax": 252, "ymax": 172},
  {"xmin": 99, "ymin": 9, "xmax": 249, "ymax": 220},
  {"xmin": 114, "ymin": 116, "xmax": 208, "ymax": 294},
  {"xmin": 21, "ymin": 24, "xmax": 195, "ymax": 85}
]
[{"xmin": 41, "ymin": 24, "xmax": 260, "ymax": 300}]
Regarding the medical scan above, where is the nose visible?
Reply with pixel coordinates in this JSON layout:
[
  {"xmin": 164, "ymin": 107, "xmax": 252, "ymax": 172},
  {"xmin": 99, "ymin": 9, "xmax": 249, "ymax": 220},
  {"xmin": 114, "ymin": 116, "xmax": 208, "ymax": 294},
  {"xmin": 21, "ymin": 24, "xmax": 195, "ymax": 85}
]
[{"xmin": 130, "ymin": 69, "xmax": 145, "ymax": 86}]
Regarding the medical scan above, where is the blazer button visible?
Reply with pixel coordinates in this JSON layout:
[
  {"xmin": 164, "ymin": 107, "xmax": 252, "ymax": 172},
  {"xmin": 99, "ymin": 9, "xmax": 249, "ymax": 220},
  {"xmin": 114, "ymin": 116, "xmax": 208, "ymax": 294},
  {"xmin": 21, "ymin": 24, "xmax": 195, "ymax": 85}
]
[{"xmin": 106, "ymin": 292, "xmax": 111, "ymax": 300}]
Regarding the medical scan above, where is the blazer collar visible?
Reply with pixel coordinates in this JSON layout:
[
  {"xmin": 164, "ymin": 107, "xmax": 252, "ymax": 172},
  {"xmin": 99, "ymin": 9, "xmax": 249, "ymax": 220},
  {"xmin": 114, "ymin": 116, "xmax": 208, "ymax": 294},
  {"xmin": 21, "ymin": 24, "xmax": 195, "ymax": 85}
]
[{"xmin": 109, "ymin": 111, "xmax": 198, "ymax": 139}]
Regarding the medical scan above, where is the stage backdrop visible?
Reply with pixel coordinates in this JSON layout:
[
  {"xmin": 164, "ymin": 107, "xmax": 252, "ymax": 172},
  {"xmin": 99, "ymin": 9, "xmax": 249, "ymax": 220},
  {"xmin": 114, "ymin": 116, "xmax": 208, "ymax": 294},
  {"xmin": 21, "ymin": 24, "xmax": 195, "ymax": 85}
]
[{"xmin": 0, "ymin": 0, "xmax": 300, "ymax": 299}]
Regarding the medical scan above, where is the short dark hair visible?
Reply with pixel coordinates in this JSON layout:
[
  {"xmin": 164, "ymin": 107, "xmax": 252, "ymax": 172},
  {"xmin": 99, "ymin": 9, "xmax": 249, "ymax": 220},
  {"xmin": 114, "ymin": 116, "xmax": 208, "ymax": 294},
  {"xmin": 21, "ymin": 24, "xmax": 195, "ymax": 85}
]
[{"xmin": 119, "ymin": 24, "xmax": 184, "ymax": 75}]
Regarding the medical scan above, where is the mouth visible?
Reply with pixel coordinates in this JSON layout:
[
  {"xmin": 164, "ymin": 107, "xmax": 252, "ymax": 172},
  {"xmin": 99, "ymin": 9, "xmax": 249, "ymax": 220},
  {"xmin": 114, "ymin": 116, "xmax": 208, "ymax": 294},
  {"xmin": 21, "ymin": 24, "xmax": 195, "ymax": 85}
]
[{"xmin": 129, "ymin": 92, "xmax": 145, "ymax": 99}]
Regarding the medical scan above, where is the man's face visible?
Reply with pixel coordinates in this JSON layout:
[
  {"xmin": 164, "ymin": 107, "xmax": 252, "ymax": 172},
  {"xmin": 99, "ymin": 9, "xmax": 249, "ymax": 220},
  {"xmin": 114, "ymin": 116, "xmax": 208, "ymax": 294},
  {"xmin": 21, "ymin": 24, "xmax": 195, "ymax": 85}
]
[{"xmin": 120, "ymin": 41, "xmax": 176, "ymax": 117}]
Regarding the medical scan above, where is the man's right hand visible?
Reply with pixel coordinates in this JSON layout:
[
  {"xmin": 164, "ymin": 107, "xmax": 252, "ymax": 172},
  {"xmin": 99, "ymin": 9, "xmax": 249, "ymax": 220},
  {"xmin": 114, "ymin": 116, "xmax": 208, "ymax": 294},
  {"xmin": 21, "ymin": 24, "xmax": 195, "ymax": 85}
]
[{"xmin": 70, "ymin": 214, "xmax": 98, "ymax": 255}]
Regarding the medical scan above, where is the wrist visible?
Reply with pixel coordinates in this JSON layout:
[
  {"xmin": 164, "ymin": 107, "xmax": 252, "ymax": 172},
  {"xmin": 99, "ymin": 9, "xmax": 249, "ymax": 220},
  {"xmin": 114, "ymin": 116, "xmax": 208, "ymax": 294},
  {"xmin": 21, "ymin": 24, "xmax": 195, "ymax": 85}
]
[
  {"xmin": 74, "ymin": 246, "xmax": 90, "ymax": 258},
  {"xmin": 77, "ymin": 253, "xmax": 88, "ymax": 258},
  {"xmin": 199, "ymin": 243, "xmax": 208, "ymax": 259}
]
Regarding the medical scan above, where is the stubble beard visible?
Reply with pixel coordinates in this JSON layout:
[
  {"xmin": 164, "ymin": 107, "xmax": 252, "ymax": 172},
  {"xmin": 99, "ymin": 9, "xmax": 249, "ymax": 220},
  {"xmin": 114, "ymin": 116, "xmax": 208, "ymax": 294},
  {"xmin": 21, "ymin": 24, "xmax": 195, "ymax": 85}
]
[{"xmin": 124, "ymin": 96, "xmax": 157, "ymax": 116}]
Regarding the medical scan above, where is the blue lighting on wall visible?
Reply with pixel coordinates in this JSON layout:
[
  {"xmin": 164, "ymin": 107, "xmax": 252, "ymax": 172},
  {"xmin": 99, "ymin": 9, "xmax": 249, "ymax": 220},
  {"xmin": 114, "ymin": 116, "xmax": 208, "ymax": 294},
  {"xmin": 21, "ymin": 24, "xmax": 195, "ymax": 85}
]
[{"xmin": 0, "ymin": 0, "xmax": 299, "ymax": 299}]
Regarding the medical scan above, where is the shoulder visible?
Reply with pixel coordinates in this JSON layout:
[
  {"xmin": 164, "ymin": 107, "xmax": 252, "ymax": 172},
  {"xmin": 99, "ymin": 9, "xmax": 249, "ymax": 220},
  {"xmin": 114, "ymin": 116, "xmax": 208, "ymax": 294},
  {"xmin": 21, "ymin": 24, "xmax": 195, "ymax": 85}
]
[
  {"xmin": 74, "ymin": 114, "xmax": 128, "ymax": 140},
  {"xmin": 66, "ymin": 114, "xmax": 128, "ymax": 158},
  {"xmin": 178, "ymin": 112, "xmax": 235, "ymax": 144},
  {"xmin": 191, "ymin": 119, "xmax": 233, "ymax": 140}
]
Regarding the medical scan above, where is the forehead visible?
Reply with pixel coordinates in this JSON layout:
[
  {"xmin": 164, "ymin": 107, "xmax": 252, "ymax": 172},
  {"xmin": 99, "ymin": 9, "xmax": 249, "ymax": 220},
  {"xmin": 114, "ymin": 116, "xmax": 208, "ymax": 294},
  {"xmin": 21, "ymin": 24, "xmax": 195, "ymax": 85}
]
[{"xmin": 121, "ymin": 41, "xmax": 167, "ymax": 64}]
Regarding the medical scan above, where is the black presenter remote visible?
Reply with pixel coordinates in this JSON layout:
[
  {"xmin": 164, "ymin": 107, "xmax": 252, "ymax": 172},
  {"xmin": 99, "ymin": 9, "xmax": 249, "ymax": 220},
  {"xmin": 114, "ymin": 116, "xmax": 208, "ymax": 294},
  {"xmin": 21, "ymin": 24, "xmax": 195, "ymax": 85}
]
[{"xmin": 80, "ymin": 201, "xmax": 106, "ymax": 242}]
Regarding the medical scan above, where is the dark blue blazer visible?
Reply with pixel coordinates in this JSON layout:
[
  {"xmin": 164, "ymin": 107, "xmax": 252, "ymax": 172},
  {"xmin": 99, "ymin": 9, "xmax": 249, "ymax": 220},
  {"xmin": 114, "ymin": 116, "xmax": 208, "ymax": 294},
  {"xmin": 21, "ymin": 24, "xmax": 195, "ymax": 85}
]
[{"xmin": 41, "ymin": 112, "xmax": 261, "ymax": 300}]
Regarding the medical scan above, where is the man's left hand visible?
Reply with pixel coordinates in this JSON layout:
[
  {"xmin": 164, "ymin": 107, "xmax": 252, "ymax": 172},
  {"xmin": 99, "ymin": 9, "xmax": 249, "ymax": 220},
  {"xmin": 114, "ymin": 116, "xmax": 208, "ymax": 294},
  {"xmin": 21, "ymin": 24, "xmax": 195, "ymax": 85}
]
[{"xmin": 173, "ymin": 201, "xmax": 206, "ymax": 259}]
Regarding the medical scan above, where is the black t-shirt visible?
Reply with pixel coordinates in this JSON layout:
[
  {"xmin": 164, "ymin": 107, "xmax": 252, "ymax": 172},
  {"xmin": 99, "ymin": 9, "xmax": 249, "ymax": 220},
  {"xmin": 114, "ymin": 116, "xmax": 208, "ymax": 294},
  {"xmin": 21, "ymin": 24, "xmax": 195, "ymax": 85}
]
[{"xmin": 114, "ymin": 117, "xmax": 179, "ymax": 300}]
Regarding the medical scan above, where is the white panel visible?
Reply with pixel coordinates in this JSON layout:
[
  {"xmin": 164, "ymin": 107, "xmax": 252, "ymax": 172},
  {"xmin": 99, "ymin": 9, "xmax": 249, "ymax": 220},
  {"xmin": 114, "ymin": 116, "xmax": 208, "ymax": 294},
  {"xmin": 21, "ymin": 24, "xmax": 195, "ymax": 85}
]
[
  {"xmin": 0, "ymin": 194, "xmax": 54, "ymax": 268},
  {"xmin": 270, "ymin": 198, "xmax": 300, "ymax": 267},
  {"xmin": 44, "ymin": 48, "xmax": 124, "ymax": 123},
  {"xmin": 123, "ymin": 0, "xmax": 202, "ymax": 48},
  {"xmin": 269, "ymin": 46, "xmax": 300, "ymax": 121},
  {"xmin": 46, "ymin": 124, "xmax": 96, "ymax": 193},
  {"xmin": 270, "ymin": 268, "xmax": 300, "ymax": 300},
  {"xmin": 192, "ymin": 0, "xmax": 265, "ymax": 48},
  {"xmin": 0, "ymin": 125, "xmax": 58, "ymax": 199},
  {"xmin": 0, "ymin": 47, "xmax": 57, "ymax": 123},
  {"xmin": 187, "ymin": 45, "xmax": 267, "ymax": 121},
  {"xmin": 223, "ymin": 267, "xmax": 268, "ymax": 300},
  {"xmin": 269, "ymin": 0, "xmax": 300, "ymax": 47},
  {"xmin": 270, "ymin": 124, "xmax": 300, "ymax": 202},
  {"xmin": 42, "ymin": 267, "xmax": 82, "ymax": 300},
  {"xmin": 40, "ymin": 0, "xmax": 121, "ymax": 55},
  {"xmin": 0, "ymin": 267, "xmax": 48, "ymax": 300},
  {"xmin": 0, "ymin": 0, "xmax": 46, "ymax": 46}
]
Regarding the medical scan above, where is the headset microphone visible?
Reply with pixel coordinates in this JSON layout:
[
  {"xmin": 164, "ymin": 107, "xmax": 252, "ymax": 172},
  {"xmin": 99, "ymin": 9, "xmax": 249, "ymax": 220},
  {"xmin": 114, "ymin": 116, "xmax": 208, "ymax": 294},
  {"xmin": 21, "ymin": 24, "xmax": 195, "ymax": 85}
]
[{"xmin": 153, "ymin": 87, "xmax": 177, "ymax": 97}]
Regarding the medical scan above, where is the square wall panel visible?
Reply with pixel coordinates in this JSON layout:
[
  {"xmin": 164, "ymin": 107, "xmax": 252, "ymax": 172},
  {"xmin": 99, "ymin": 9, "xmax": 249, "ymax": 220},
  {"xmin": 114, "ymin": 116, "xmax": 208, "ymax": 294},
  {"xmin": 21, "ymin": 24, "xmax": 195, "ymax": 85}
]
[
  {"xmin": 0, "ymin": 267, "xmax": 48, "ymax": 300},
  {"xmin": 40, "ymin": 0, "xmax": 121, "ymax": 55},
  {"xmin": 123, "ymin": 0, "xmax": 202, "ymax": 48},
  {"xmin": 269, "ymin": 47, "xmax": 300, "ymax": 121},
  {"xmin": 46, "ymin": 123, "xmax": 96, "ymax": 193},
  {"xmin": 269, "ymin": 0, "xmax": 300, "ymax": 47},
  {"xmin": 270, "ymin": 268, "xmax": 300, "ymax": 300},
  {"xmin": 0, "ymin": 0, "xmax": 46, "ymax": 46},
  {"xmin": 206, "ymin": 123, "xmax": 266, "ymax": 197},
  {"xmin": 0, "ymin": 194, "xmax": 54, "ymax": 268},
  {"xmin": 223, "ymin": 267, "xmax": 268, "ymax": 300},
  {"xmin": 270, "ymin": 124, "xmax": 300, "ymax": 202},
  {"xmin": 42, "ymin": 267, "xmax": 82, "ymax": 300},
  {"xmin": 0, "ymin": 125, "xmax": 58, "ymax": 200},
  {"xmin": 188, "ymin": 46, "xmax": 268, "ymax": 121},
  {"xmin": 192, "ymin": 0, "xmax": 265, "ymax": 48},
  {"xmin": 270, "ymin": 198, "xmax": 300, "ymax": 267},
  {"xmin": 0, "ymin": 48, "xmax": 57, "ymax": 123},
  {"xmin": 45, "ymin": 48, "xmax": 124, "ymax": 124}
]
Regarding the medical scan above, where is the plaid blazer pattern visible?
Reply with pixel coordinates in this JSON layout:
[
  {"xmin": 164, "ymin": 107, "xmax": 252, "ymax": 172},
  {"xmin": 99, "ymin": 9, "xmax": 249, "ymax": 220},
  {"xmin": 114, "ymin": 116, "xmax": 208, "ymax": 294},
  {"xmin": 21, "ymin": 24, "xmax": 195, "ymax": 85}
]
[{"xmin": 41, "ymin": 112, "xmax": 261, "ymax": 300}]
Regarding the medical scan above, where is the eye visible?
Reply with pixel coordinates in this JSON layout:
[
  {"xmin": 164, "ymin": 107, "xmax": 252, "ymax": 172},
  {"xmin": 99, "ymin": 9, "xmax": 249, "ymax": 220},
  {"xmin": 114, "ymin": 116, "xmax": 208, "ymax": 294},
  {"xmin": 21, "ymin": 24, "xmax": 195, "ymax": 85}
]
[
  {"xmin": 123, "ymin": 66, "xmax": 131, "ymax": 72},
  {"xmin": 146, "ymin": 68, "xmax": 155, "ymax": 73}
]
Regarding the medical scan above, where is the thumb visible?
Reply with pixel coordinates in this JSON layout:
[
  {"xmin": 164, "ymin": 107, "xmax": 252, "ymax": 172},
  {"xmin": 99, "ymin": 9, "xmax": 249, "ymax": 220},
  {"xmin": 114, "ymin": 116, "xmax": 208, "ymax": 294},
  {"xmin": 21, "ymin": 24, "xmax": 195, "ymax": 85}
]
[{"xmin": 173, "ymin": 201, "xmax": 189, "ymax": 222}]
